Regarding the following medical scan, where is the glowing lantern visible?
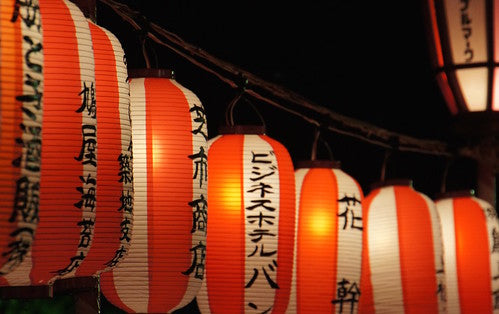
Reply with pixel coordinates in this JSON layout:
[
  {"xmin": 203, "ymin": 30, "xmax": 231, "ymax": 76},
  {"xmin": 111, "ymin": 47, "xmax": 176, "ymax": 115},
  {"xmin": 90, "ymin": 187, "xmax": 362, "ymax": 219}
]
[
  {"xmin": 196, "ymin": 125, "xmax": 295, "ymax": 313},
  {"xmin": 425, "ymin": 0, "xmax": 499, "ymax": 131},
  {"xmin": 0, "ymin": 0, "xmax": 43, "ymax": 276},
  {"xmin": 1, "ymin": 0, "xmax": 97, "ymax": 286},
  {"xmin": 101, "ymin": 69, "xmax": 208, "ymax": 313},
  {"xmin": 436, "ymin": 192, "xmax": 499, "ymax": 313},
  {"xmin": 73, "ymin": 20, "xmax": 133, "ymax": 276},
  {"xmin": 359, "ymin": 181, "xmax": 445, "ymax": 313},
  {"xmin": 287, "ymin": 160, "xmax": 363, "ymax": 313}
]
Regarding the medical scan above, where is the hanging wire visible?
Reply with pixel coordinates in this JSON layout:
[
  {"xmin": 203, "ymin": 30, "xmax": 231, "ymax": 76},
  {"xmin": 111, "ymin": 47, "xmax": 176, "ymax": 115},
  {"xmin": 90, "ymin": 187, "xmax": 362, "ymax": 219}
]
[
  {"xmin": 310, "ymin": 128, "xmax": 334, "ymax": 161},
  {"xmin": 311, "ymin": 128, "xmax": 320, "ymax": 161},
  {"xmin": 380, "ymin": 149, "xmax": 392, "ymax": 182},
  {"xmin": 225, "ymin": 88, "xmax": 267, "ymax": 128},
  {"xmin": 98, "ymin": 0, "xmax": 486, "ymax": 161},
  {"xmin": 225, "ymin": 90, "xmax": 244, "ymax": 127},
  {"xmin": 439, "ymin": 158, "xmax": 452, "ymax": 194},
  {"xmin": 141, "ymin": 36, "xmax": 151, "ymax": 69}
]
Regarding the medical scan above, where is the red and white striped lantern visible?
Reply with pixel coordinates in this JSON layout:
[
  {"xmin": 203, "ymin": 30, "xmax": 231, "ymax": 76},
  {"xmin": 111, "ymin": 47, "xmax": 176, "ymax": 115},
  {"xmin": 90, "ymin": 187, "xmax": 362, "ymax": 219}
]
[
  {"xmin": 101, "ymin": 69, "xmax": 208, "ymax": 313},
  {"xmin": 1, "ymin": 0, "xmax": 97, "ymax": 286},
  {"xmin": 359, "ymin": 181, "xmax": 445, "ymax": 313},
  {"xmin": 196, "ymin": 126, "xmax": 295, "ymax": 313},
  {"xmin": 289, "ymin": 161, "xmax": 363, "ymax": 313},
  {"xmin": 74, "ymin": 20, "xmax": 133, "ymax": 276},
  {"xmin": 0, "ymin": 0, "xmax": 43, "ymax": 276},
  {"xmin": 436, "ymin": 193, "xmax": 499, "ymax": 313}
]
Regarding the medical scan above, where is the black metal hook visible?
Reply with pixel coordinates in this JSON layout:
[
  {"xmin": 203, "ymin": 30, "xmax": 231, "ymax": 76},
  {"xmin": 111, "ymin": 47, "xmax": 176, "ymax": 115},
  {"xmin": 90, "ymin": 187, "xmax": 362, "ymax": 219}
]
[{"xmin": 224, "ymin": 75, "xmax": 265, "ymax": 128}]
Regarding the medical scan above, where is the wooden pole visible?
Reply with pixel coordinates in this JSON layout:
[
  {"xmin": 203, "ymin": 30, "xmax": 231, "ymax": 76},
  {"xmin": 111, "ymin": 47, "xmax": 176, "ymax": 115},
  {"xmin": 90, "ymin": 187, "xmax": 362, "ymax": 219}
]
[
  {"xmin": 477, "ymin": 161, "xmax": 497, "ymax": 209},
  {"xmin": 476, "ymin": 138, "xmax": 497, "ymax": 209}
]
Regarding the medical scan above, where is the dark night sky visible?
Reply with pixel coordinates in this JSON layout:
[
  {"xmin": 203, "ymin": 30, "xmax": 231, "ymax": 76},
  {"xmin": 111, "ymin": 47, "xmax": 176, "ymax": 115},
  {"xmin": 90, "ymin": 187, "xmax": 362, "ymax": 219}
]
[
  {"xmin": 95, "ymin": 0, "xmax": 477, "ymax": 198},
  {"xmin": 93, "ymin": 1, "xmax": 478, "ymax": 313}
]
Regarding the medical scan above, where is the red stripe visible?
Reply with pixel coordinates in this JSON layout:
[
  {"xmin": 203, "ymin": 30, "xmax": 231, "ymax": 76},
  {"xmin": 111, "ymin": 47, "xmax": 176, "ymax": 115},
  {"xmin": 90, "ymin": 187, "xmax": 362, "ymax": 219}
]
[
  {"xmin": 31, "ymin": 0, "xmax": 83, "ymax": 284},
  {"xmin": 395, "ymin": 186, "xmax": 438, "ymax": 313},
  {"xmin": 436, "ymin": 72, "xmax": 459, "ymax": 115},
  {"xmin": 76, "ymin": 23, "xmax": 123, "ymax": 276},
  {"xmin": 263, "ymin": 135, "xmax": 295, "ymax": 313},
  {"xmin": 100, "ymin": 272, "xmax": 135, "ymax": 313},
  {"xmin": 206, "ymin": 135, "xmax": 244, "ymax": 313},
  {"xmin": 358, "ymin": 188, "xmax": 380, "ymax": 313},
  {"xmin": 428, "ymin": 0, "xmax": 444, "ymax": 67},
  {"xmin": 296, "ymin": 169, "xmax": 338, "ymax": 312},
  {"xmin": 145, "ymin": 78, "xmax": 193, "ymax": 312},
  {"xmin": 454, "ymin": 198, "xmax": 492, "ymax": 313}
]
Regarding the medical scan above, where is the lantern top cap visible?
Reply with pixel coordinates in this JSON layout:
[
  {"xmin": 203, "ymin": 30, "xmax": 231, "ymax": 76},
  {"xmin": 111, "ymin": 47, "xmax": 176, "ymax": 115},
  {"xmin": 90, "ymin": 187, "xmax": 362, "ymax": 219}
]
[
  {"xmin": 295, "ymin": 160, "xmax": 341, "ymax": 169},
  {"xmin": 370, "ymin": 179, "xmax": 413, "ymax": 191},
  {"xmin": 128, "ymin": 68, "xmax": 175, "ymax": 79},
  {"xmin": 218, "ymin": 125, "xmax": 266, "ymax": 135},
  {"xmin": 435, "ymin": 189, "xmax": 475, "ymax": 200}
]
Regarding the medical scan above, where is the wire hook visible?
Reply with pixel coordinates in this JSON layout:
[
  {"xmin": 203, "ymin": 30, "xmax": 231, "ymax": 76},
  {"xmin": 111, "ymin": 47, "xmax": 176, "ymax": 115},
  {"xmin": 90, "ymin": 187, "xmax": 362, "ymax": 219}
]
[
  {"xmin": 310, "ymin": 127, "xmax": 334, "ymax": 161},
  {"xmin": 224, "ymin": 76, "xmax": 266, "ymax": 128}
]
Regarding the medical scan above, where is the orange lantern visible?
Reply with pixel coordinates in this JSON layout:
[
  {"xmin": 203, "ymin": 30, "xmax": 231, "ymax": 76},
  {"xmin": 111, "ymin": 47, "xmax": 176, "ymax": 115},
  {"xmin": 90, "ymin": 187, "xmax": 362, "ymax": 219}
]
[
  {"xmin": 288, "ymin": 160, "xmax": 363, "ymax": 313},
  {"xmin": 101, "ymin": 69, "xmax": 208, "ymax": 313},
  {"xmin": 424, "ymin": 0, "xmax": 499, "ymax": 132},
  {"xmin": 436, "ymin": 192, "xmax": 499, "ymax": 313},
  {"xmin": 73, "ymin": 20, "xmax": 133, "ymax": 276},
  {"xmin": 1, "ymin": 0, "xmax": 97, "ymax": 285},
  {"xmin": 0, "ymin": 0, "xmax": 43, "ymax": 276},
  {"xmin": 196, "ymin": 126, "xmax": 295, "ymax": 313},
  {"xmin": 359, "ymin": 181, "xmax": 445, "ymax": 313}
]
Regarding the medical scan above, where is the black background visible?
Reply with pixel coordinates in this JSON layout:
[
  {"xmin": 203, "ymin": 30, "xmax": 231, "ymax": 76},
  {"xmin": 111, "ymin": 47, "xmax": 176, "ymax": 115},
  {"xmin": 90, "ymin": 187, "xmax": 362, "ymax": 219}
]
[
  {"xmin": 95, "ymin": 0, "xmax": 477, "ymax": 197},
  {"xmin": 93, "ymin": 1, "xmax": 477, "ymax": 313}
]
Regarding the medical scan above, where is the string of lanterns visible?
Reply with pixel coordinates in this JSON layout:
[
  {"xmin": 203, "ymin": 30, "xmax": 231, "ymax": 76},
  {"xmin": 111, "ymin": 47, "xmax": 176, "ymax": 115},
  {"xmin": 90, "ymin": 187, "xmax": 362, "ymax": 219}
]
[{"xmin": 0, "ymin": 0, "xmax": 498, "ymax": 314}]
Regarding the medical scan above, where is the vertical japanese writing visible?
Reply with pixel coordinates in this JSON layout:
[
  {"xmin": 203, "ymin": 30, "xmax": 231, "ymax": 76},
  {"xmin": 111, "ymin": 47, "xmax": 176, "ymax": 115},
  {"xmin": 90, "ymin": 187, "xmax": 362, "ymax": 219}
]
[
  {"xmin": 103, "ymin": 50, "xmax": 133, "ymax": 269},
  {"xmin": 490, "ymin": 204, "xmax": 499, "ymax": 307},
  {"xmin": 337, "ymin": 194, "xmax": 362, "ymax": 231},
  {"xmin": 460, "ymin": 0, "xmax": 473, "ymax": 62},
  {"xmin": 182, "ymin": 99, "xmax": 208, "ymax": 280},
  {"xmin": 436, "ymin": 255, "xmax": 446, "ymax": 303},
  {"xmin": 184, "ymin": 100, "xmax": 208, "ymax": 281},
  {"xmin": 493, "ymin": 228, "xmax": 499, "ymax": 253},
  {"xmin": 56, "ymin": 81, "xmax": 97, "ymax": 276},
  {"xmin": 189, "ymin": 104, "xmax": 207, "ymax": 140},
  {"xmin": 494, "ymin": 289, "xmax": 499, "ymax": 310},
  {"xmin": 331, "ymin": 278, "xmax": 360, "ymax": 314},
  {"xmin": 1, "ymin": 0, "xmax": 43, "ymax": 275},
  {"xmin": 105, "ymin": 138, "xmax": 134, "ymax": 268},
  {"xmin": 245, "ymin": 149, "xmax": 279, "ymax": 313}
]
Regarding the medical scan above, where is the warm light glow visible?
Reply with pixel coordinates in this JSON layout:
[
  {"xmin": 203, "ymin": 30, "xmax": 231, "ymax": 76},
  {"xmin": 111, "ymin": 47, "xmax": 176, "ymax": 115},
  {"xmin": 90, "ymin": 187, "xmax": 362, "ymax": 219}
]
[
  {"xmin": 360, "ymin": 185, "xmax": 444, "ymax": 313},
  {"xmin": 436, "ymin": 196, "xmax": 498, "ymax": 313},
  {"xmin": 151, "ymin": 134, "xmax": 163, "ymax": 169},
  {"xmin": 101, "ymin": 75, "xmax": 208, "ymax": 313},
  {"xmin": 219, "ymin": 181, "xmax": 242, "ymax": 212},
  {"xmin": 198, "ymin": 132, "xmax": 296, "ymax": 314},
  {"xmin": 427, "ymin": 0, "xmax": 499, "ymax": 113},
  {"xmin": 492, "ymin": 68, "xmax": 499, "ymax": 110},
  {"xmin": 456, "ymin": 68, "xmax": 488, "ymax": 111},
  {"xmin": 292, "ymin": 166, "xmax": 363, "ymax": 313},
  {"xmin": 306, "ymin": 210, "xmax": 334, "ymax": 237}
]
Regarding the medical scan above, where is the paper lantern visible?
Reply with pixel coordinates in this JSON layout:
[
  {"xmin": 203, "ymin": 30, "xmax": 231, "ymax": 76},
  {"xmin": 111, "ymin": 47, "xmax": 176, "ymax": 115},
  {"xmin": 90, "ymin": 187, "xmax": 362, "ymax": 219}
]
[
  {"xmin": 196, "ymin": 126, "xmax": 295, "ymax": 313},
  {"xmin": 288, "ymin": 160, "xmax": 363, "ymax": 313},
  {"xmin": 101, "ymin": 69, "xmax": 208, "ymax": 313},
  {"xmin": 0, "ymin": 0, "xmax": 43, "ymax": 276},
  {"xmin": 359, "ymin": 181, "xmax": 446, "ymax": 313},
  {"xmin": 425, "ymin": 0, "xmax": 499, "ymax": 131},
  {"xmin": 73, "ymin": 20, "xmax": 133, "ymax": 276},
  {"xmin": 436, "ymin": 193, "xmax": 499, "ymax": 313},
  {"xmin": 1, "ymin": 0, "xmax": 97, "ymax": 285}
]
